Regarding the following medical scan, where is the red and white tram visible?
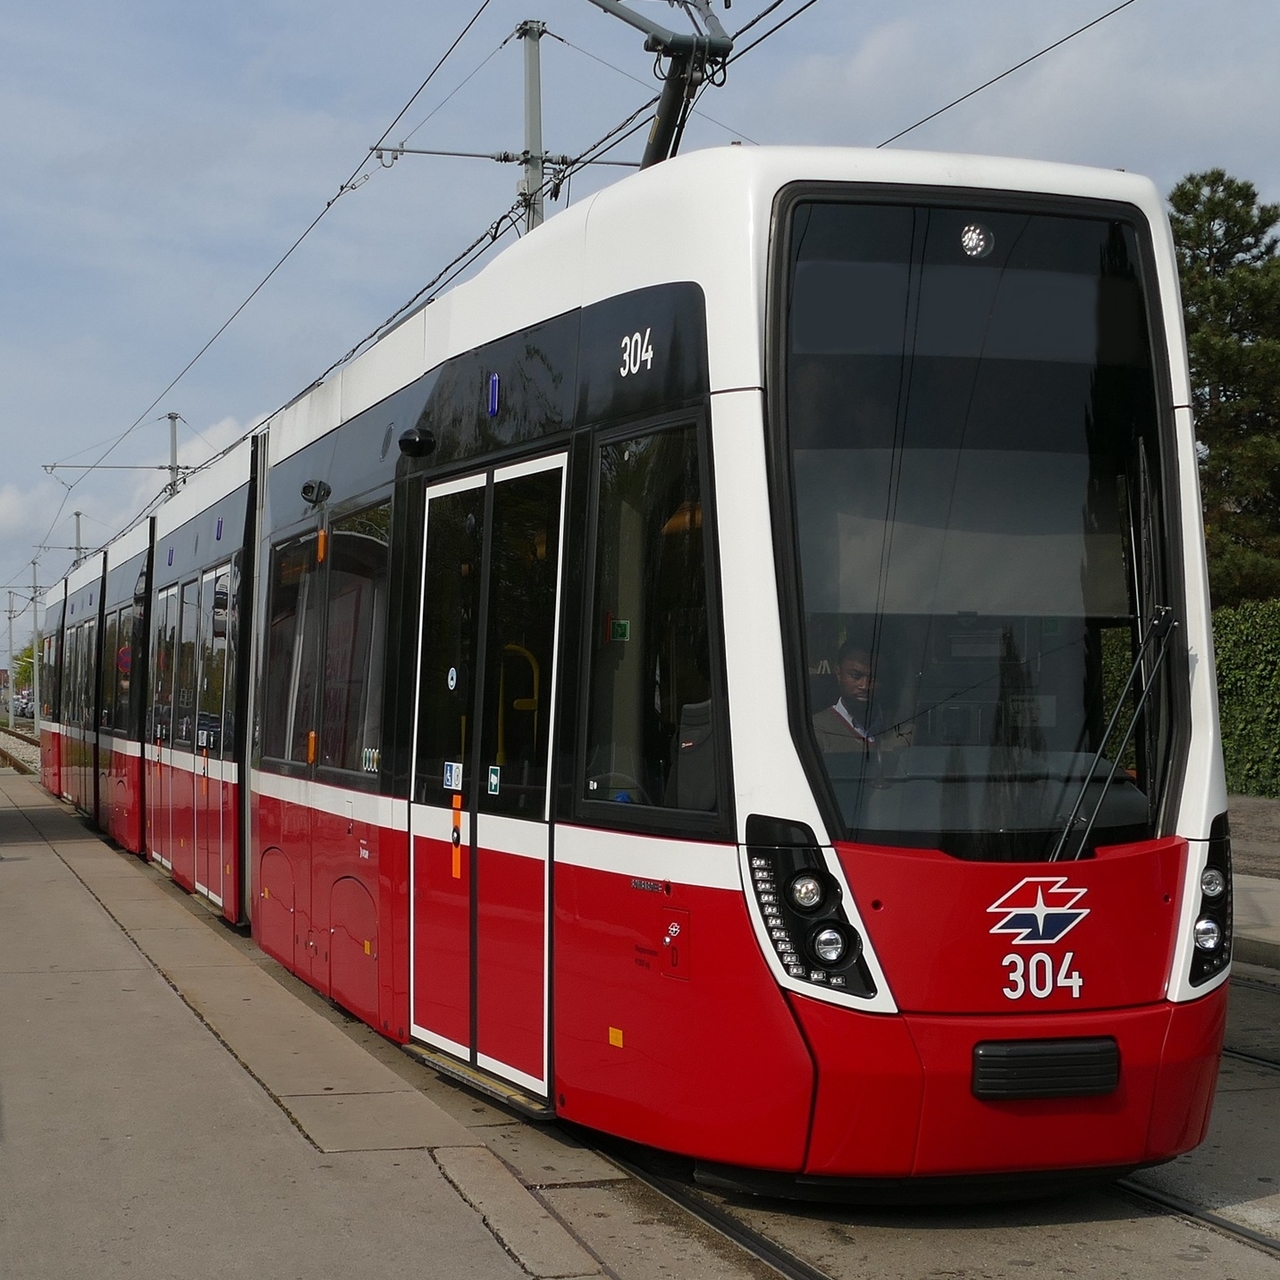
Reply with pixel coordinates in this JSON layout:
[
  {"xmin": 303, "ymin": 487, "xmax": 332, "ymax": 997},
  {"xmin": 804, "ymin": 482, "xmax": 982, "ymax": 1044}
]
[{"xmin": 42, "ymin": 146, "xmax": 1231, "ymax": 1194}]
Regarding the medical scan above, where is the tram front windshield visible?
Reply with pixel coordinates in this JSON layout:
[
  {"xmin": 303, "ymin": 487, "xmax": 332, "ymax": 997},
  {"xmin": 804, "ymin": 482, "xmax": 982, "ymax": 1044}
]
[{"xmin": 784, "ymin": 199, "xmax": 1175, "ymax": 861}]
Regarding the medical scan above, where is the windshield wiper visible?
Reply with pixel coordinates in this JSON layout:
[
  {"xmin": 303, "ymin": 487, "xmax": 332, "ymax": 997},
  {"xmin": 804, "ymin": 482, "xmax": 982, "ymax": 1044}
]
[{"xmin": 1048, "ymin": 606, "xmax": 1176, "ymax": 862}]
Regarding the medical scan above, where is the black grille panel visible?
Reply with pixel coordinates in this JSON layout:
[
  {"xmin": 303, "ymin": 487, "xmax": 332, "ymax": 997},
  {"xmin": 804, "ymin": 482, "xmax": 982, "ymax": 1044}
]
[{"xmin": 972, "ymin": 1038, "xmax": 1119, "ymax": 1100}]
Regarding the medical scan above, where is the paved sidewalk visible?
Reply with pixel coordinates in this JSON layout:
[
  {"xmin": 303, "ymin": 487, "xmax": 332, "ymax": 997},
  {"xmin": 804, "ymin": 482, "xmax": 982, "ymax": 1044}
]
[
  {"xmin": 0, "ymin": 774, "xmax": 603, "ymax": 1280},
  {"xmin": 1236, "ymin": 874, "xmax": 1280, "ymax": 969}
]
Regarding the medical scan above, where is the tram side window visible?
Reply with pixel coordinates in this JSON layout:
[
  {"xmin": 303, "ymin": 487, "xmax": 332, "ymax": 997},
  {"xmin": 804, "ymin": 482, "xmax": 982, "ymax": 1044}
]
[
  {"xmin": 41, "ymin": 629, "xmax": 60, "ymax": 721},
  {"xmin": 583, "ymin": 424, "xmax": 720, "ymax": 813},
  {"xmin": 173, "ymin": 580, "xmax": 199, "ymax": 749},
  {"xmin": 262, "ymin": 534, "xmax": 323, "ymax": 765},
  {"xmin": 114, "ymin": 605, "xmax": 136, "ymax": 736},
  {"xmin": 64, "ymin": 626, "xmax": 80, "ymax": 727},
  {"xmin": 222, "ymin": 555, "xmax": 241, "ymax": 755},
  {"xmin": 100, "ymin": 610, "xmax": 118, "ymax": 730},
  {"xmin": 197, "ymin": 567, "xmax": 229, "ymax": 757},
  {"xmin": 320, "ymin": 501, "xmax": 390, "ymax": 776},
  {"xmin": 149, "ymin": 588, "xmax": 177, "ymax": 744},
  {"xmin": 76, "ymin": 620, "xmax": 96, "ymax": 730}
]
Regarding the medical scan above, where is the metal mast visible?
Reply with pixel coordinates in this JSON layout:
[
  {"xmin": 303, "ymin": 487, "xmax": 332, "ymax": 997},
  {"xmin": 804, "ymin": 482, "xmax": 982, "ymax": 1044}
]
[
  {"xmin": 519, "ymin": 20, "xmax": 547, "ymax": 231},
  {"xmin": 167, "ymin": 411, "xmax": 181, "ymax": 496},
  {"xmin": 31, "ymin": 560, "xmax": 40, "ymax": 736}
]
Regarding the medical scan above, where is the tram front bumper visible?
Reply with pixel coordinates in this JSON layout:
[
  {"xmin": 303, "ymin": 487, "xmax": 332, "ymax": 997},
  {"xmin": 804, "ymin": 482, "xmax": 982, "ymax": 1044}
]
[{"xmin": 787, "ymin": 984, "xmax": 1227, "ymax": 1179}]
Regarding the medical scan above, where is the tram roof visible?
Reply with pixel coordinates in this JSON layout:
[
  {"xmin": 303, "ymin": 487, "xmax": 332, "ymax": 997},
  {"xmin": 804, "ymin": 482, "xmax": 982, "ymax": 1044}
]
[{"xmin": 265, "ymin": 144, "xmax": 1185, "ymax": 465}]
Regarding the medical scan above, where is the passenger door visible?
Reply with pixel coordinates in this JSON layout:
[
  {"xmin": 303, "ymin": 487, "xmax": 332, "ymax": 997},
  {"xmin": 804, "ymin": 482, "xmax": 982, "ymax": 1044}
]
[
  {"xmin": 409, "ymin": 455, "xmax": 566, "ymax": 1096},
  {"xmin": 148, "ymin": 585, "xmax": 178, "ymax": 868},
  {"xmin": 195, "ymin": 563, "xmax": 231, "ymax": 905}
]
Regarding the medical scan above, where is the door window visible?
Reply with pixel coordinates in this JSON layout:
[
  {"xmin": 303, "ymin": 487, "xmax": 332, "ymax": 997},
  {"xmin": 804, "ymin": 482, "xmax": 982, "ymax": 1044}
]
[
  {"xmin": 414, "ymin": 486, "xmax": 486, "ymax": 806},
  {"xmin": 477, "ymin": 468, "xmax": 563, "ymax": 818}
]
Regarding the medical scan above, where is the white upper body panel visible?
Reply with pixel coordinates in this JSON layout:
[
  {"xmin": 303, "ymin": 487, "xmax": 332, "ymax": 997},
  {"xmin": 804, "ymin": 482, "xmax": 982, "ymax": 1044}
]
[
  {"xmin": 105, "ymin": 517, "xmax": 150, "ymax": 570},
  {"xmin": 154, "ymin": 436, "xmax": 254, "ymax": 541},
  {"xmin": 263, "ymin": 144, "xmax": 1188, "ymax": 449},
  {"xmin": 65, "ymin": 552, "xmax": 103, "ymax": 597}
]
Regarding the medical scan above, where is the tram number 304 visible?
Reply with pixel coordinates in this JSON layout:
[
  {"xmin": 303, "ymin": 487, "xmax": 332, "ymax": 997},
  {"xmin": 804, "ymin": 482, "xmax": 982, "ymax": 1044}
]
[
  {"xmin": 619, "ymin": 328, "xmax": 655, "ymax": 377},
  {"xmin": 1002, "ymin": 951, "xmax": 1083, "ymax": 1000}
]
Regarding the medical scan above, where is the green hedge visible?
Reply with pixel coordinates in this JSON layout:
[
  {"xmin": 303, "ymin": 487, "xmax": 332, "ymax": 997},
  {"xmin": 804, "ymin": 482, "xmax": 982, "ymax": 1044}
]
[{"xmin": 1213, "ymin": 599, "xmax": 1280, "ymax": 796}]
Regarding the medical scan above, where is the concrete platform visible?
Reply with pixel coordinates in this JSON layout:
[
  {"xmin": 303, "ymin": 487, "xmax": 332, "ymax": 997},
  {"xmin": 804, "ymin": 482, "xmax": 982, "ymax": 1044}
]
[
  {"xmin": 3, "ymin": 769, "xmax": 1278, "ymax": 1279},
  {"xmin": 1235, "ymin": 873, "xmax": 1280, "ymax": 970},
  {"xmin": 0, "ymin": 775, "xmax": 603, "ymax": 1280}
]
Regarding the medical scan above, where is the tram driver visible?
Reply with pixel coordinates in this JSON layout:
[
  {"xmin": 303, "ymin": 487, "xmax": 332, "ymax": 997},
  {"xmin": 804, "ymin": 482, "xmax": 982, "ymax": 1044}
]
[{"xmin": 811, "ymin": 640, "xmax": 910, "ymax": 754}]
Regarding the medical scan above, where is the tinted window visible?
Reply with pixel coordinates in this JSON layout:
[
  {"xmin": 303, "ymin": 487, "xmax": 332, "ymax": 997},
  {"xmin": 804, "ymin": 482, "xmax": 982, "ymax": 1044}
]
[
  {"xmin": 786, "ymin": 200, "xmax": 1171, "ymax": 860},
  {"xmin": 414, "ymin": 487, "xmax": 485, "ymax": 806},
  {"xmin": 112, "ymin": 606, "xmax": 135, "ymax": 735},
  {"xmin": 198, "ymin": 567, "xmax": 229, "ymax": 757},
  {"xmin": 320, "ymin": 502, "xmax": 391, "ymax": 774},
  {"xmin": 100, "ymin": 611, "xmax": 118, "ymax": 730},
  {"xmin": 262, "ymin": 534, "xmax": 323, "ymax": 765},
  {"xmin": 478, "ymin": 469, "xmax": 563, "ymax": 818},
  {"xmin": 149, "ymin": 588, "xmax": 176, "ymax": 743},
  {"xmin": 174, "ymin": 580, "xmax": 199, "ymax": 749},
  {"xmin": 584, "ymin": 425, "xmax": 719, "ymax": 813}
]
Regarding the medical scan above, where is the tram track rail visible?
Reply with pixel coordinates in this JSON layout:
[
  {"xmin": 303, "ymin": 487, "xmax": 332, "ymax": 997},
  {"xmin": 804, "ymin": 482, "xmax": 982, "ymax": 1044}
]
[
  {"xmin": 1225, "ymin": 971, "xmax": 1280, "ymax": 1072},
  {"xmin": 603, "ymin": 1133, "xmax": 1280, "ymax": 1277},
  {"xmin": 0, "ymin": 725, "xmax": 38, "ymax": 774},
  {"xmin": 594, "ymin": 1140, "xmax": 836, "ymax": 1280},
  {"xmin": 1114, "ymin": 1179, "xmax": 1280, "ymax": 1260}
]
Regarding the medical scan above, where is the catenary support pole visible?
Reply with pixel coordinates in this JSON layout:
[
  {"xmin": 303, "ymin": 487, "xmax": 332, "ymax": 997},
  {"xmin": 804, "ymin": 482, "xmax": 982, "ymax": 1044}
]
[
  {"xmin": 519, "ymin": 20, "xmax": 546, "ymax": 231},
  {"xmin": 73, "ymin": 511, "xmax": 83, "ymax": 565},
  {"xmin": 7, "ymin": 591, "xmax": 14, "ymax": 730},
  {"xmin": 167, "ymin": 412, "xmax": 180, "ymax": 496},
  {"xmin": 31, "ymin": 560, "xmax": 40, "ymax": 738}
]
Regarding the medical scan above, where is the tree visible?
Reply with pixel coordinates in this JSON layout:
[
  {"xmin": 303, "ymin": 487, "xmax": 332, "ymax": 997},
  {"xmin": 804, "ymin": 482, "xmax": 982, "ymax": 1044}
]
[
  {"xmin": 10, "ymin": 641, "xmax": 33, "ymax": 695},
  {"xmin": 1169, "ymin": 169, "xmax": 1280, "ymax": 607}
]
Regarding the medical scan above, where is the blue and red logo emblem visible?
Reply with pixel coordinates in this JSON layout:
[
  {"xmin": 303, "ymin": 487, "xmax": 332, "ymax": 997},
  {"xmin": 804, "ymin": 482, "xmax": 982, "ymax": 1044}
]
[{"xmin": 987, "ymin": 877, "xmax": 1089, "ymax": 945}]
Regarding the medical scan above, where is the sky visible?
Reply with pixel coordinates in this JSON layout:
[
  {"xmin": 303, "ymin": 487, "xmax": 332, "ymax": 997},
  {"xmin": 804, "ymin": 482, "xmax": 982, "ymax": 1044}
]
[{"xmin": 1, "ymin": 0, "xmax": 1277, "ymax": 662}]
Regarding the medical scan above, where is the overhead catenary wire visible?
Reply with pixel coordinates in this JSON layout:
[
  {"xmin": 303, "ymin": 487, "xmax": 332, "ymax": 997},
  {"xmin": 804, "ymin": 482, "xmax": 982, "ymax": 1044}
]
[
  {"xmin": 399, "ymin": 27, "xmax": 519, "ymax": 148},
  {"xmin": 542, "ymin": 28, "xmax": 757, "ymax": 144},
  {"xmin": 99, "ymin": 0, "xmax": 826, "ymax": 495},
  {"xmin": 877, "ymin": 0, "xmax": 1139, "ymax": 147},
  {"xmin": 23, "ymin": 0, "xmax": 847, "ymax": 587},
  {"xmin": 727, "ymin": 0, "xmax": 823, "ymax": 64},
  {"xmin": 22, "ymin": 0, "xmax": 498, "ymax": 589}
]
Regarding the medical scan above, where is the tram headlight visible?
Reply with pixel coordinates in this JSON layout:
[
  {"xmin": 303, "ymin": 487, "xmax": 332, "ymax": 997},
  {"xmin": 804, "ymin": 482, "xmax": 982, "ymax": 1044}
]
[
  {"xmin": 1193, "ymin": 917, "xmax": 1223, "ymax": 951},
  {"xmin": 788, "ymin": 874, "xmax": 824, "ymax": 912},
  {"xmin": 811, "ymin": 926, "xmax": 847, "ymax": 965},
  {"xmin": 1200, "ymin": 867, "xmax": 1227, "ymax": 899}
]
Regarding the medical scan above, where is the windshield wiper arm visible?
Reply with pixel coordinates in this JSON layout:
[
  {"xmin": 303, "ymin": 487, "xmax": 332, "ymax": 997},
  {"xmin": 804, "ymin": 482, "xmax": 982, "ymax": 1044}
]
[{"xmin": 1048, "ymin": 606, "xmax": 1176, "ymax": 862}]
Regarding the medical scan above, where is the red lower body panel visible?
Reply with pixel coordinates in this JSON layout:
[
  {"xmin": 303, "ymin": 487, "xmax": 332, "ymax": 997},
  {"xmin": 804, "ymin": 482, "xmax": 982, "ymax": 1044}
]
[
  {"xmin": 254, "ymin": 789, "xmax": 407, "ymax": 1043},
  {"xmin": 788, "ymin": 984, "xmax": 1228, "ymax": 1178},
  {"xmin": 477, "ymin": 846, "xmax": 544, "ymax": 1082},
  {"xmin": 107, "ymin": 748, "xmax": 144, "ymax": 855},
  {"xmin": 553, "ymin": 862, "xmax": 814, "ymax": 1172},
  {"xmin": 1146, "ymin": 988, "xmax": 1228, "ymax": 1157},
  {"xmin": 40, "ymin": 726, "xmax": 62, "ymax": 797},
  {"xmin": 412, "ymin": 834, "xmax": 472, "ymax": 1049}
]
